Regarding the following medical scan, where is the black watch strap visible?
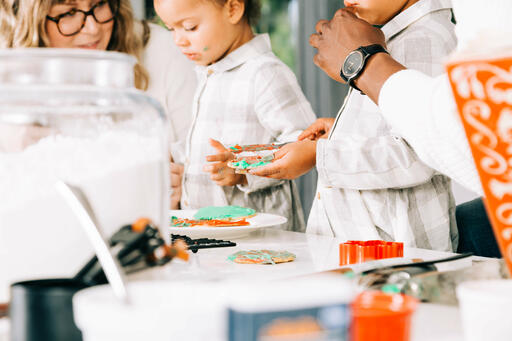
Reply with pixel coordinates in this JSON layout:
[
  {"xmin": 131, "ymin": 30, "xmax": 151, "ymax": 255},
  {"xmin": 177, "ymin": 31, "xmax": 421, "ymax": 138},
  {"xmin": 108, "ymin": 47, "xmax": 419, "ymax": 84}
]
[
  {"xmin": 349, "ymin": 44, "xmax": 388, "ymax": 93},
  {"xmin": 359, "ymin": 44, "xmax": 387, "ymax": 57},
  {"xmin": 341, "ymin": 44, "xmax": 388, "ymax": 94}
]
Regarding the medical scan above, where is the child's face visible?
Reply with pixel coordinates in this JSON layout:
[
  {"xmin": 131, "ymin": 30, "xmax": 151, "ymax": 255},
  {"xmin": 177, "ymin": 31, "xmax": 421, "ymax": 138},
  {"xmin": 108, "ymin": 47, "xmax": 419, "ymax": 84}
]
[
  {"xmin": 155, "ymin": 0, "xmax": 241, "ymax": 66},
  {"xmin": 344, "ymin": 0, "xmax": 418, "ymax": 25}
]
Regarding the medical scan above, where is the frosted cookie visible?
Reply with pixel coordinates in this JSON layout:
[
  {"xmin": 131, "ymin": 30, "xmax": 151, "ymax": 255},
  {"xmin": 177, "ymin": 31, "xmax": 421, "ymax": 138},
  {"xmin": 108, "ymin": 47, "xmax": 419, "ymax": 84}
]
[
  {"xmin": 228, "ymin": 155, "xmax": 274, "ymax": 174},
  {"xmin": 228, "ymin": 250, "xmax": 296, "ymax": 265},
  {"xmin": 170, "ymin": 216, "xmax": 249, "ymax": 227},
  {"xmin": 193, "ymin": 205, "xmax": 256, "ymax": 220},
  {"xmin": 229, "ymin": 143, "xmax": 283, "ymax": 154}
]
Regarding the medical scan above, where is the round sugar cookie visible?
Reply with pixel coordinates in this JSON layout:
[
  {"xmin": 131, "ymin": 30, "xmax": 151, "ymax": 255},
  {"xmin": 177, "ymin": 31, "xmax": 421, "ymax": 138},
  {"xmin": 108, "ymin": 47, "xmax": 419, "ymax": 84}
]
[{"xmin": 228, "ymin": 250, "xmax": 296, "ymax": 265}]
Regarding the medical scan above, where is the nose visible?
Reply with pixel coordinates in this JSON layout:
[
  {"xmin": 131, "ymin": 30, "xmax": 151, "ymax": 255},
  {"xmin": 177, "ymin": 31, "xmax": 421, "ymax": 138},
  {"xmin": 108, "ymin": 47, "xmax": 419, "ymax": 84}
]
[
  {"xmin": 80, "ymin": 14, "xmax": 101, "ymax": 35},
  {"xmin": 173, "ymin": 31, "xmax": 189, "ymax": 47}
]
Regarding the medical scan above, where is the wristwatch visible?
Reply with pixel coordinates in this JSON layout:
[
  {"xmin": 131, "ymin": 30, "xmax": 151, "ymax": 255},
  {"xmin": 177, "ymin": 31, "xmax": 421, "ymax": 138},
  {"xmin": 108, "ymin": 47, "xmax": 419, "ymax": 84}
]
[{"xmin": 340, "ymin": 44, "xmax": 388, "ymax": 93}]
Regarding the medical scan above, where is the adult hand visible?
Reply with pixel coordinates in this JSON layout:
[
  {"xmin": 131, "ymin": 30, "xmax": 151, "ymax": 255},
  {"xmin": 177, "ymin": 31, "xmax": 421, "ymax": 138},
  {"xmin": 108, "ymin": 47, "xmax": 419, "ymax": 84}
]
[
  {"xmin": 204, "ymin": 138, "xmax": 247, "ymax": 187},
  {"xmin": 169, "ymin": 161, "xmax": 184, "ymax": 209},
  {"xmin": 249, "ymin": 140, "xmax": 317, "ymax": 179},
  {"xmin": 298, "ymin": 118, "xmax": 335, "ymax": 141},
  {"xmin": 309, "ymin": 8, "xmax": 386, "ymax": 83}
]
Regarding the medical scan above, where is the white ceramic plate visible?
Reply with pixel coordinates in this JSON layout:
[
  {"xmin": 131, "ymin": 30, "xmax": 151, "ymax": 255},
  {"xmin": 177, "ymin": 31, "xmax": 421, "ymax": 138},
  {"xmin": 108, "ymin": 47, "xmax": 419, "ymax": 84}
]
[{"xmin": 169, "ymin": 209, "xmax": 287, "ymax": 239}]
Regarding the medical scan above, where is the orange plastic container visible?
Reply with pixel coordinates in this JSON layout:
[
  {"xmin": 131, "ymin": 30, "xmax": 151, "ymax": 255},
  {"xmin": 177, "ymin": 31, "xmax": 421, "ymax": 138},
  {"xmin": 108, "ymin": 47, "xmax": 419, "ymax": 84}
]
[
  {"xmin": 351, "ymin": 291, "xmax": 418, "ymax": 341},
  {"xmin": 339, "ymin": 240, "xmax": 403, "ymax": 266},
  {"xmin": 446, "ymin": 55, "xmax": 512, "ymax": 275}
]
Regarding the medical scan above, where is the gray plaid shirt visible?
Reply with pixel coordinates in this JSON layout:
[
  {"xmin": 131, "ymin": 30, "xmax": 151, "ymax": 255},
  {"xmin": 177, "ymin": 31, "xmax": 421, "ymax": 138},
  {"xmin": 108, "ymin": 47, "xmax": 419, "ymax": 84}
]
[
  {"xmin": 177, "ymin": 34, "xmax": 316, "ymax": 231},
  {"xmin": 308, "ymin": 0, "xmax": 459, "ymax": 251}
]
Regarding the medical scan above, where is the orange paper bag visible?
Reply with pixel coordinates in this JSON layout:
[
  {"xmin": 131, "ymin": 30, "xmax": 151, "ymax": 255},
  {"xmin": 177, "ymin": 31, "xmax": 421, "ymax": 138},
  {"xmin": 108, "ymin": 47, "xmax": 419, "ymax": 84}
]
[{"xmin": 446, "ymin": 53, "xmax": 512, "ymax": 273}]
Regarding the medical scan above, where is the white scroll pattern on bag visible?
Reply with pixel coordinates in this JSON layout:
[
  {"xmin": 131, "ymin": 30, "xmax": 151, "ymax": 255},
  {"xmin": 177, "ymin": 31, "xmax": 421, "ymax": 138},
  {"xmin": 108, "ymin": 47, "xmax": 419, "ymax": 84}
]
[{"xmin": 451, "ymin": 63, "xmax": 512, "ymax": 260}]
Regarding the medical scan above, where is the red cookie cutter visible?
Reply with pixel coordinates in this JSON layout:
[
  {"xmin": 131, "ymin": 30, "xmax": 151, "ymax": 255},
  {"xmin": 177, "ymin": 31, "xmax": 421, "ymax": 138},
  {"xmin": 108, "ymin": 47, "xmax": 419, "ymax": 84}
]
[{"xmin": 339, "ymin": 240, "xmax": 404, "ymax": 266}]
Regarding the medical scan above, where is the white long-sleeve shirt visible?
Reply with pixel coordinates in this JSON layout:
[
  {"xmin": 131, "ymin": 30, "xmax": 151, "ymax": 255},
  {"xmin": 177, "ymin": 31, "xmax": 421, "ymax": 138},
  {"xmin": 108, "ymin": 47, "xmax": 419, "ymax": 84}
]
[
  {"xmin": 379, "ymin": 70, "xmax": 483, "ymax": 195},
  {"xmin": 307, "ymin": 0, "xmax": 458, "ymax": 251},
  {"xmin": 377, "ymin": 0, "xmax": 512, "ymax": 196}
]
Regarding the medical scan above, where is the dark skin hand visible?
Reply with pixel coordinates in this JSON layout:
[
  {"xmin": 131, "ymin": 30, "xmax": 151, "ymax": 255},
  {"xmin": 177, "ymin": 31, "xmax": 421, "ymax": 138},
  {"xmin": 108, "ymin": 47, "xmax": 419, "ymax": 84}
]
[
  {"xmin": 309, "ymin": 8, "xmax": 406, "ymax": 104},
  {"xmin": 298, "ymin": 117, "xmax": 335, "ymax": 141}
]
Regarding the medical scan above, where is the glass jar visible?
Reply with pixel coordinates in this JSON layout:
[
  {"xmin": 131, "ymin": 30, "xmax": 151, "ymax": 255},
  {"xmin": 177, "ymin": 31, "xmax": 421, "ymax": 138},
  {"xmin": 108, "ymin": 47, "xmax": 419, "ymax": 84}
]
[{"xmin": 0, "ymin": 49, "xmax": 168, "ymax": 301}]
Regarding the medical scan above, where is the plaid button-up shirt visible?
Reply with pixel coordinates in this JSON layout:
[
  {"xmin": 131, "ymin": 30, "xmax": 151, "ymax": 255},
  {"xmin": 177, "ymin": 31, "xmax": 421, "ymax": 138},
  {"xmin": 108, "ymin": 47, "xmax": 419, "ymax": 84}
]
[
  {"xmin": 177, "ymin": 34, "xmax": 316, "ymax": 232},
  {"xmin": 308, "ymin": 0, "xmax": 459, "ymax": 251}
]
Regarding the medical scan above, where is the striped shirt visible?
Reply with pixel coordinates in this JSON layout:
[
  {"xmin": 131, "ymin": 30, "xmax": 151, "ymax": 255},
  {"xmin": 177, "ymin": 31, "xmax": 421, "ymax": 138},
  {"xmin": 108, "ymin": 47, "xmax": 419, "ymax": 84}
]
[
  {"xmin": 307, "ymin": 0, "xmax": 459, "ymax": 251},
  {"xmin": 177, "ymin": 34, "xmax": 316, "ymax": 231}
]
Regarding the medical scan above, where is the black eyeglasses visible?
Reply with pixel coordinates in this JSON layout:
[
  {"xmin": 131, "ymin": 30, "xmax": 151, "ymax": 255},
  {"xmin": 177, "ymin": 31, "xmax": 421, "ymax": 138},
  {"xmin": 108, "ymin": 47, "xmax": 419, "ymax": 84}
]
[{"xmin": 46, "ymin": 0, "xmax": 118, "ymax": 37}]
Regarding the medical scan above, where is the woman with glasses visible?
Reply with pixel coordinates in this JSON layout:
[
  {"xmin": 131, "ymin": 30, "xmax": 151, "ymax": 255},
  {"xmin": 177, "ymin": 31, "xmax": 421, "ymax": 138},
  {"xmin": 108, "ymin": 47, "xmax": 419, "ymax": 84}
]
[{"xmin": 3, "ymin": 0, "xmax": 196, "ymax": 208}]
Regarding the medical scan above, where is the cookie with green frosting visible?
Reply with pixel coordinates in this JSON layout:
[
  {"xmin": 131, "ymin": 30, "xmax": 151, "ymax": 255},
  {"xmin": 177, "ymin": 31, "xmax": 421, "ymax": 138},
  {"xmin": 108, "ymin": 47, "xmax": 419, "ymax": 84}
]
[{"xmin": 193, "ymin": 205, "xmax": 256, "ymax": 220}]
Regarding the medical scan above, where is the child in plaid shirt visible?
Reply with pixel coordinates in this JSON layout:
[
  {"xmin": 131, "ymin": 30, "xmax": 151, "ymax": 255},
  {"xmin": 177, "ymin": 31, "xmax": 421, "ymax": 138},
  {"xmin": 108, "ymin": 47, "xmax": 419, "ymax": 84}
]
[
  {"xmin": 155, "ymin": 0, "xmax": 316, "ymax": 231},
  {"xmin": 252, "ymin": 0, "xmax": 459, "ymax": 250}
]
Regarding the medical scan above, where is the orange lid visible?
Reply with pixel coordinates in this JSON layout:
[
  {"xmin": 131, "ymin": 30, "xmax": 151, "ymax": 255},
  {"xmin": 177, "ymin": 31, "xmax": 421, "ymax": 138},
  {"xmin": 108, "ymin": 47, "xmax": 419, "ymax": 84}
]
[{"xmin": 352, "ymin": 291, "xmax": 418, "ymax": 316}]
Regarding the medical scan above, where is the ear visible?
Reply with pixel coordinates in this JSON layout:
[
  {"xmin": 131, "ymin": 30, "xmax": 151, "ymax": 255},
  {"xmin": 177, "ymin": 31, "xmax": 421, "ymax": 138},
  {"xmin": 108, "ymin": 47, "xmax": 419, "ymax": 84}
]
[{"xmin": 224, "ymin": 0, "xmax": 245, "ymax": 25}]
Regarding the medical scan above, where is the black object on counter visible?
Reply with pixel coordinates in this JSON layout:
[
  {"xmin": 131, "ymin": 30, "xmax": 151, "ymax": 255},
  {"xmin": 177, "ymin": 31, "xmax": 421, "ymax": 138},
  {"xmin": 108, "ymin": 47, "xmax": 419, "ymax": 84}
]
[
  {"xmin": 171, "ymin": 234, "xmax": 236, "ymax": 253},
  {"xmin": 75, "ymin": 223, "xmax": 173, "ymax": 286},
  {"xmin": 9, "ymin": 220, "xmax": 177, "ymax": 341},
  {"xmin": 9, "ymin": 279, "xmax": 89, "ymax": 341}
]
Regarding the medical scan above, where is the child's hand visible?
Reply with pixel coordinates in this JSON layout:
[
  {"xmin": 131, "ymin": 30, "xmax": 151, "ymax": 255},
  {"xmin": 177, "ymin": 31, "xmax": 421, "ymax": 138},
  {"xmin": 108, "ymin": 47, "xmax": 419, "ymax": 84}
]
[
  {"xmin": 169, "ymin": 157, "xmax": 184, "ymax": 209},
  {"xmin": 204, "ymin": 139, "xmax": 247, "ymax": 187},
  {"xmin": 298, "ymin": 118, "xmax": 335, "ymax": 141},
  {"xmin": 249, "ymin": 140, "xmax": 317, "ymax": 179}
]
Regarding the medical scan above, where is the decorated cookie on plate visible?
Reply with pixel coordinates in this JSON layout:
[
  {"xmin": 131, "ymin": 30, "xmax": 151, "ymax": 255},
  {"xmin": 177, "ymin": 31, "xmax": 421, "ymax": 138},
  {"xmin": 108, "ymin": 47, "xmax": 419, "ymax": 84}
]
[
  {"xmin": 228, "ymin": 250, "xmax": 296, "ymax": 264},
  {"xmin": 170, "ymin": 205, "xmax": 256, "ymax": 227}
]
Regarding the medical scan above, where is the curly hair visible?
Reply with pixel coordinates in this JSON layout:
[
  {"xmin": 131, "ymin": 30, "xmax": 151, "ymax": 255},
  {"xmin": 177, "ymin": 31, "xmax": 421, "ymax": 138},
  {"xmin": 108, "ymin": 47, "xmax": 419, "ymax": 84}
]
[
  {"xmin": 12, "ymin": 0, "xmax": 149, "ymax": 90},
  {"xmin": 209, "ymin": 0, "xmax": 261, "ymax": 26}
]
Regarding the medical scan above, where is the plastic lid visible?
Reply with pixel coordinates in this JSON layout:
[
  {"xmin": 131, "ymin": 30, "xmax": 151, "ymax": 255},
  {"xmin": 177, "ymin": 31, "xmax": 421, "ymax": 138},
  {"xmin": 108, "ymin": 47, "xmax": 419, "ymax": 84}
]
[
  {"xmin": 0, "ymin": 48, "xmax": 135, "ymax": 89},
  {"xmin": 352, "ymin": 291, "xmax": 418, "ymax": 316}
]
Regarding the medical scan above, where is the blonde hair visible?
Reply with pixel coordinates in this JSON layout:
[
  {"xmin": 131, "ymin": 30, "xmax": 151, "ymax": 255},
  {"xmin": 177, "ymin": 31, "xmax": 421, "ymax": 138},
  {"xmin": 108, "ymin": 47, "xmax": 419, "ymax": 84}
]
[
  {"xmin": 13, "ymin": 0, "xmax": 149, "ymax": 90},
  {"xmin": 0, "ymin": 0, "xmax": 17, "ymax": 48}
]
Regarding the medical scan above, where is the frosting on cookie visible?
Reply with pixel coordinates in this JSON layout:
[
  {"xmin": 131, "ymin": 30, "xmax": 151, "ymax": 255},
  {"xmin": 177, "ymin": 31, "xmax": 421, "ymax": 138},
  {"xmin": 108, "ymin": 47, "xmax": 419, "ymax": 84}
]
[
  {"xmin": 170, "ymin": 216, "xmax": 249, "ymax": 227},
  {"xmin": 229, "ymin": 143, "xmax": 281, "ymax": 153},
  {"xmin": 228, "ymin": 250, "xmax": 296, "ymax": 264},
  {"xmin": 230, "ymin": 160, "xmax": 271, "ymax": 169},
  {"xmin": 193, "ymin": 205, "xmax": 256, "ymax": 220}
]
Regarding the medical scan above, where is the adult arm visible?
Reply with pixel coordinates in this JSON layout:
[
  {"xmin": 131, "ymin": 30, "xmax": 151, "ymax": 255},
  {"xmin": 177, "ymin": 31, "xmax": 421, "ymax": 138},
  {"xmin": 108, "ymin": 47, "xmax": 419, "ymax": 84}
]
[
  {"xmin": 309, "ymin": 9, "xmax": 406, "ymax": 103},
  {"xmin": 378, "ymin": 70, "xmax": 482, "ymax": 194}
]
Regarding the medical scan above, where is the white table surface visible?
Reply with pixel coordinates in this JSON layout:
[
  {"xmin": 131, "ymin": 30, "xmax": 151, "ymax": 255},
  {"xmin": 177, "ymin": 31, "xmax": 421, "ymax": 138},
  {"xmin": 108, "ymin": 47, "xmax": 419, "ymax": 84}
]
[
  {"xmin": 0, "ymin": 227, "xmax": 472, "ymax": 340},
  {"xmin": 130, "ymin": 227, "xmax": 470, "ymax": 341}
]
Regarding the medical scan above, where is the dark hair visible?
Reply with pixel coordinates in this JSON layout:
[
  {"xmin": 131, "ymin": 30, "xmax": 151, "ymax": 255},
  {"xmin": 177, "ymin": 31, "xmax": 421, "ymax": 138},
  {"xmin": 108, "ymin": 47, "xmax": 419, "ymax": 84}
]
[{"xmin": 211, "ymin": 0, "xmax": 261, "ymax": 26}]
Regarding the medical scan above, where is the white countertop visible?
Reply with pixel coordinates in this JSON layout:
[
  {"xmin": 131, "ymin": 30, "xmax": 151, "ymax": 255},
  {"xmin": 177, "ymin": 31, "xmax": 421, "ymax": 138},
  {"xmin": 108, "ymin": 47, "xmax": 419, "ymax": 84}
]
[
  {"xmin": 130, "ymin": 228, "xmax": 470, "ymax": 341},
  {"xmin": 0, "ymin": 228, "xmax": 471, "ymax": 341}
]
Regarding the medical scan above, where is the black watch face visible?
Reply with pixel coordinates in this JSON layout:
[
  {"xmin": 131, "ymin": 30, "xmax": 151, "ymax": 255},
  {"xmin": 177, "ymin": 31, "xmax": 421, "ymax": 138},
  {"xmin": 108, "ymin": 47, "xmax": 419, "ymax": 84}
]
[{"xmin": 343, "ymin": 51, "xmax": 364, "ymax": 78}]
